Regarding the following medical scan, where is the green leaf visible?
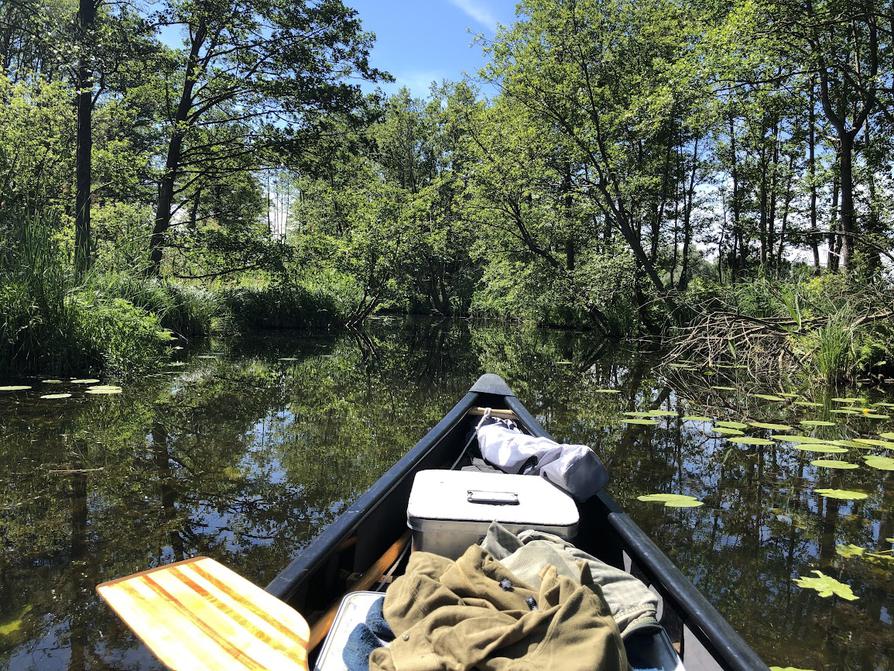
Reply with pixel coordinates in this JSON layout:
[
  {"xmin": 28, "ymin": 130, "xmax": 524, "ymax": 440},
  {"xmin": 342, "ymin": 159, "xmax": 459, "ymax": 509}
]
[
  {"xmin": 799, "ymin": 420, "xmax": 836, "ymax": 427},
  {"xmin": 832, "ymin": 397, "xmax": 863, "ymax": 404},
  {"xmin": 85, "ymin": 385, "xmax": 123, "ymax": 395},
  {"xmin": 622, "ymin": 419, "xmax": 657, "ymax": 426},
  {"xmin": 793, "ymin": 444, "xmax": 848, "ymax": 454},
  {"xmin": 637, "ymin": 493, "xmax": 703, "ymax": 508},
  {"xmin": 853, "ymin": 438, "xmax": 894, "ymax": 449},
  {"xmin": 770, "ymin": 434, "xmax": 824, "ymax": 443},
  {"xmin": 646, "ymin": 409, "xmax": 677, "ymax": 417},
  {"xmin": 814, "ymin": 488, "xmax": 868, "ymax": 500},
  {"xmin": 862, "ymin": 455, "xmax": 894, "ymax": 471},
  {"xmin": 0, "ymin": 385, "xmax": 31, "ymax": 392},
  {"xmin": 729, "ymin": 437, "xmax": 775, "ymax": 446},
  {"xmin": 711, "ymin": 385, "xmax": 735, "ymax": 391},
  {"xmin": 594, "ymin": 389, "xmax": 621, "ymax": 394},
  {"xmin": 749, "ymin": 422, "xmax": 792, "ymax": 431},
  {"xmin": 835, "ymin": 544, "xmax": 865, "ymax": 558},
  {"xmin": 715, "ymin": 420, "xmax": 748, "ymax": 429},
  {"xmin": 710, "ymin": 427, "xmax": 745, "ymax": 436},
  {"xmin": 70, "ymin": 379, "xmax": 100, "ymax": 384},
  {"xmin": 40, "ymin": 393, "xmax": 72, "ymax": 400},
  {"xmin": 810, "ymin": 459, "xmax": 858, "ymax": 469},
  {"xmin": 769, "ymin": 667, "xmax": 815, "ymax": 671},
  {"xmin": 752, "ymin": 393, "xmax": 785, "ymax": 401},
  {"xmin": 682, "ymin": 415, "xmax": 712, "ymax": 422},
  {"xmin": 880, "ymin": 432, "xmax": 894, "ymax": 440},
  {"xmin": 793, "ymin": 570, "xmax": 858, "ymax": 600}
]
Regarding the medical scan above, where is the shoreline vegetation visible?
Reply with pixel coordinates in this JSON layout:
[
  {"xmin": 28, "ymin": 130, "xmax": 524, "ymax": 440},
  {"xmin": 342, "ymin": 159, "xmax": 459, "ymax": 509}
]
[{"xmin": 1, "ymin": 0, "xmax": 893, "ymax": 385}]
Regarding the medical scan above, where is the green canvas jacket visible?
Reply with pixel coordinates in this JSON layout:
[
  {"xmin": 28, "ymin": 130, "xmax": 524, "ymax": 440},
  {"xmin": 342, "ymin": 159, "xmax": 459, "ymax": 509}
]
[{"xmin": 369, "ymin": 544, "xmax": 628, "ymax": 671}]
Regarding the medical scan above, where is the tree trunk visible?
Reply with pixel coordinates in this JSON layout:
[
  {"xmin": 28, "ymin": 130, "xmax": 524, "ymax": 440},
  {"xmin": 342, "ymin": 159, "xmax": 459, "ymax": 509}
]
[
  {"xmin": 838, "ymin": 134, "xmax": 855, "ymax": 270},
  {"xmin": 678, "ymin": 136, "xmax": 699, "ymax": 291},
  {"xmin": 148, "ymin": 20, "xmax": 208, "ymax": 276},
  {"xmin": 808, "ymin": 80, "xmax": 820, "ymax": 270},
  {"xmin": 74, "ymin": 0, "xmax": 95, "ymax": 276},
  {"xmin": 729, "ymin": 115, "xmax": 742, "ymax": 279}
]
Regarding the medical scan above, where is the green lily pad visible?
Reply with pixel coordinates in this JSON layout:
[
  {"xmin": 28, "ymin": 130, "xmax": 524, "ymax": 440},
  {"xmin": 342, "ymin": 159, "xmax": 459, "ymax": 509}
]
[
  {"xmin": 793, "ymin": 570, "xmax": 858, "ymax": 600},
  {"xmin": 873, "ymin": 402, "xmax": 894, "ymax": 408},
  {"xmin": 711, "ymin": 385, "xmax": 736, "ymax": 391},
  {"xmin": 752, "ymin": 393, "xmax": 786, "ymax": 401},
  {"xmin": 622, "ymin": 419, "xmax": 657, "ymax": 426},
  {"xmin": 810, "ymin": 459, "xmax": 858, "ymax": 469},
  {"xmin": 42, "ymin": 379, "xmax": 63, "ymax": 384},
  {"xmin": 793, "ymin": 444, "xmax": 848, "ymax": 454},
  {"xmin": 769, "ymin": 667, "xmax": 815, "ymax": 671},
  {"xmin": 770, "ymin": 434, "xmax": 824, "ymax": 443},
  {"xmin": 880, "ymin": 432, "xmax": 894, "ymax": 440},
  {"xmin": 683, "ymin": 415, "xmax": 712, "ymax": 422},
  {"xmin": 832, "ymin": 440, "xmax": 867, "ymax": 448},
  {"xmin": 0, "ymin": 385, "xmax": 31, "ymax": 392},
  {"xmin": 886, "ymin": 538, "xmax": 894, "ymax": 543},
  {"xmin": 794, "ymin": 400, "xmax": 823, "ymax": 408},
  {"xmin": 85, "ymin": 385, "xmax": 123, "ymax": 395},
  {"xmin": 716, "ymin": 420, "xmax": 748, "ymax": 429},
  {"xmin": 814, "ymin": 488, "xmax": 868, "ymax": 501},
  {"xmin": 40, "ymin": 393, "xmax": 72, "ymax": 400},
  {"xmin": 729, "ymin": 437, "xmax": 775, "ymax": 446},
  {"xmin": 860, "ymin": 413, "xmax": 891, "ymax": 420},
  {"xmin": 647, "ymin": 409, "xmax": 677, "ymax": 417},
  {"xmin": 800, "ymin": 420, "xmax": 836, "ymax": 427},
  {"xmin": 70, "ymin": 379, "xmax": 100, "ymax": 384},
  {"xmin": 835, "ymin": 544, "xmax": 865, "ymax": 558},
  {"xmin": 831, "ymin": 409, "xmax": 861, "ymax": 415},
  {"xmin": 852, "ymin": 438, "xmax": 894, "ymax": 449},
  {"xmin": 637, "ymin": 493, "xmax": 704, "ymax": 508},
  {"xmin": 595, "ymin": 389, "xmax": 621, "ymax": 394},
  {"xmin": 710, "ymin": 427, "xmax": 745, "ymax": 436},
  {"xmin": 863, "ymin": 455, "xmax": 894, "ymax": 471},
  {"xmin": 624, "ymin": 411, "xmax": 654, "ymax": 417},
  {"xmin": 749, "ymin": 422, "xmax": 792, "ymax": 431},
  {"xmin": 832, "ymin": 397, "xmax": 864, "ymax": 404}
]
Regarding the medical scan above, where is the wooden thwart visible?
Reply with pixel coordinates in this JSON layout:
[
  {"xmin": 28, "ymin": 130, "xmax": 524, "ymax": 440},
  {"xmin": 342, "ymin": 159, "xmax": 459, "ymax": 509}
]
[
  {"xmin": 97, "ymin": 556, "xmax": 309, "ymax": 671},
  {"xmin": 468, "ymin": 407, "xmax": 516, "ymax": 419}
]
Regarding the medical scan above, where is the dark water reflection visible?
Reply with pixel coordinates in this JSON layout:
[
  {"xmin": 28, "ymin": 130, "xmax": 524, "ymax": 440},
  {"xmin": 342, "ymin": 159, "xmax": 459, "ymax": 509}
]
[{"xmin": 1, "ymin": 320, "xmax": 891, "ymax": 670}]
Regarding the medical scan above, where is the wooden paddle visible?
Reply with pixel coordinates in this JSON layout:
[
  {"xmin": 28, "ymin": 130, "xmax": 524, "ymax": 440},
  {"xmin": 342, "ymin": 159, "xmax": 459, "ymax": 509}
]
[{"xmin": 97, "ymin": 556, "xmax": 309, "ymax": 671}]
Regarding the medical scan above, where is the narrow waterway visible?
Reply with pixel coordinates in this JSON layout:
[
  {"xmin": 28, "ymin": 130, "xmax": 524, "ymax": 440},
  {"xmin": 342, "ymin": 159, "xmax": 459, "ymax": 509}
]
[{"xmin": 1, "ymin": 319, "xmax": 891, "ymax": 670}]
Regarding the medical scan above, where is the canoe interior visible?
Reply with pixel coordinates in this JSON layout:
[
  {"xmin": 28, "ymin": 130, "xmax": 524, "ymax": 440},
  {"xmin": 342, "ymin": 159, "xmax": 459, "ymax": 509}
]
[{"xmin": 266, "ymin": 383, "xmax": 767, "ymax": 671}]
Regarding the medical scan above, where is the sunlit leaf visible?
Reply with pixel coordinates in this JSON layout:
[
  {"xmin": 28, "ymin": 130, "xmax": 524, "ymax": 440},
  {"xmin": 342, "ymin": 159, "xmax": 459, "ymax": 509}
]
[
  {"xmin": 769, "ymin": 666, "xmax": 815, "ymax": 671},
  {"xmin": 794, "ymin": 400, "xmax": 823, "ymax": 408},
  {"xmin": 880, "ymin": 432, "xmax": 894, "ymax": 440},
  {"xmin": 770, "ymin": 434, "xmax": 824, "ymax": 443},
  {"xmin": 832, "ymin": 397, "xmax": 864, "ymax": 404},
  {"xmin": 637, "ymin": 493, "xmax": 703, "ymax": 508},
  {"xmin": 647, "ymin": 409, "xmax": 677, "ymax": 417},
  {"xmin": 710, "ymin": 427, "xmax": 745, "ymax": 436},
  {"xmin": 622, "ymin": 419, "xmax": 657, "ymax": 426},
  {"xmin": 711, "ymin": 385, "xmax": 735, "ymax": 391},
  {"xmin": 0, "ymin": 385, "xmax": 31, "ymax": 392},
  {"xmin": 716, "ymin": 420, "xmax": 748, "ymax": 429},
  {"xmin": 793, "ymin": 570, "xmax": 858, "ymax": 600},
  {"xmin": 729, "ymin": 437, "xmax": 775, "ymax": 446},
  {"xmin": 40, "ymin": 393, "xmax": 72, "ymax": 400},
  {"xmin": 862, "ymin": 455, "xmax": 894, "ymax": 471},
  {"xmin": 861, "ymin": 413, "xmax": 890, "ymax": 420},
  {"xmin": 749, "ymin": 422, "xmax": 792, "ymax": 431},
  {"xmin": 832, "ymin": 440, "xmax": 866, "ymax": 449},
  {"xmin": 41, "ymin": 379, "xmax": 63, "ymax": 384},
  {"xmin": 793, "ymin": 444, "xmax": 848, "ymax": 454},
  {"xmin": 810, "ymin": 459, "xmax": 858, "ymax": 469},
  {"xmin": 799, "ymin": 420, "xmax": 836, "ymax": 427},
  {"xmin": 595, "ymin": 389, "xmax": 621, "ymax": 394},
  {"xmin": 814, "ymin": 488, "xmax": 868, "ymax": 500},
  {"xmin": 70, "ymin": 379, "xmax": 100, "ymax": 384},
  {"xmin": 852, "ymin": 438, "xmax": 894, "ymax": 449},
  {"xmin": 85, "ymin": 385, "xmax": 123, "ymax": 395},
  {"xmin": 830, "ymin": 409, "xmax": 861, "ymax": 415},
  {"xmin": 752, "ymin": 393, "xmax": 785, "ymax": 401},
  {"xmin": 624, "ymin": 411, "xmax": 654, "ymax": 417},
  {"xmin": 683, "ymin": 415, "xmax": 712, "ymax": 422},
  {"xmin": 835, "ymin": 544, "xmax": 865, "ymax": 558}
]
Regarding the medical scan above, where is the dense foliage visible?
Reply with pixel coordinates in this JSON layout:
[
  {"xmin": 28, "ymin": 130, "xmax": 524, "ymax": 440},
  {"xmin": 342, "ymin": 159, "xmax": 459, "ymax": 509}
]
[{"xmin": 0, "ymin": 0, "xmax": 892, "ymax": 380}]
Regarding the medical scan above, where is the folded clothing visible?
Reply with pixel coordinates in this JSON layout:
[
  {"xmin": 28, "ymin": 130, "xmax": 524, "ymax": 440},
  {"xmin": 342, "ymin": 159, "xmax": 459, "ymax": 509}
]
[{"xmin": 343, "ymin": 597, "xmax": 394, "ymax": 671}]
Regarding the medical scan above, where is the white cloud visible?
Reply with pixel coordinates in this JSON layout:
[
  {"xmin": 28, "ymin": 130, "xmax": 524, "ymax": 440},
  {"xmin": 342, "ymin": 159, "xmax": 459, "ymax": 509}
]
[{"xmin": 448, "ymin": 0, "xmax": 499, "ymax": 32}]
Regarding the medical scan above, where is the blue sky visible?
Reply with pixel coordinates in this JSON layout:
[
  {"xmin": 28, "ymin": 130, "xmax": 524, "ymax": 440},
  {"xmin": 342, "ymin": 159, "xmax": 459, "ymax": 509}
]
[{"xmin": 347, "ymin": 0, "xmax": 519, "ymax": 98}]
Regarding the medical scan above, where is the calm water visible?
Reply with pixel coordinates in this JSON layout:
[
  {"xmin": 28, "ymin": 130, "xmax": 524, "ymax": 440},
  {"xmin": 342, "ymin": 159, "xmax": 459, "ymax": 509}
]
[{"xmin": 1, "ymin": 320, "xmax": 891, "ymax": 670}]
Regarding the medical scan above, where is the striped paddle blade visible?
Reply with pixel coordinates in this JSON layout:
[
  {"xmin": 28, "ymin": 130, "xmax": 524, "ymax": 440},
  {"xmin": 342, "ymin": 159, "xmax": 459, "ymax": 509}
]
[{"xmin": 97, "ymin": 556, "xmax": 309, "ymax": 671}]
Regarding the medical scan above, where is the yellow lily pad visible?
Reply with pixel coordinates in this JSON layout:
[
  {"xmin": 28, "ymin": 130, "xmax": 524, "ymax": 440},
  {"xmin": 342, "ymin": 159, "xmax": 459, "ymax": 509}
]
[
  {"xmin": 800, "ymin": 420, "xmax": 836, "ymax": 427},
  {"xmin": 40, "ymin": 393, "xmax": 72, "ymax": 400},
  {"xmin": 716, "ymin": 420, "xmax": 748, "ymax": 429},
  {"xmin": 622, "ymin": 419, "xmax": 657, "ymax": 426},
  {"xmin": 814, "ymin": 488, "xmax": 868, "ymax": 500},
  {"xmin": 863, "ymin": 455, "xmax": 894, "ymax": 471},
  {"xmin": 729, "ymin": 437, "xmax": 775, "ymax": 446},
  {"xmin": 793, "ymin": 570, "xmax": 858, "ymax": 600},
  {"xmin": 794, "ymin": 444, "xmax": 848, "ymax": 454},
  {"xmin": 637, "ymin": 493, "xmax": 704, "ymax": 508},
  {"xmin": 749, "ymin": 422, "xmax": 792, "ymax": 431},
  {"xmin": 0, "ymin": 385, "xmax": 31, "ymax": 392},
  {"xmin": 810, "ymin": 459, "xmax": 858, "ymax": 469},
  {"xmin": 85, "ymin": 385, "xmax": 123, "ymax": 395}
]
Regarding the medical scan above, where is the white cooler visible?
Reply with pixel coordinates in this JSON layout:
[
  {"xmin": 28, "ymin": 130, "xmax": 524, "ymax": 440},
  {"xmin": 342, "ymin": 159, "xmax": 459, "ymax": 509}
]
[{"xmin": 406, "ymin": 469, "xmax": 579, "ymax": 558}]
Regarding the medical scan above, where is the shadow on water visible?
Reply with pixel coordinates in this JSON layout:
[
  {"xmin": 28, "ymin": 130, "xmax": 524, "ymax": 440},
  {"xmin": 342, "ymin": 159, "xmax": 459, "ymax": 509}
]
[{"xmin": 0, "ymin": 318, "xmax": 891, "ymax": 669}]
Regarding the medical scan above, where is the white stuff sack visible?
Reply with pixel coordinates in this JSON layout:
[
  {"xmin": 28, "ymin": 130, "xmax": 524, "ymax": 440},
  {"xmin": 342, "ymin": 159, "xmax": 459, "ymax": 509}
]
[{"xmin": 476, "ymin": 418, "xmax": 608, "ymax": 501}]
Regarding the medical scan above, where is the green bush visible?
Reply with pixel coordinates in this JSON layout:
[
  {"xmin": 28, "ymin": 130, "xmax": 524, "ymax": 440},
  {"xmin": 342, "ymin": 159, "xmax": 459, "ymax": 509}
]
[{"xmin": 221, "ymin": 282, "xmax": 346, "ymax": 332}]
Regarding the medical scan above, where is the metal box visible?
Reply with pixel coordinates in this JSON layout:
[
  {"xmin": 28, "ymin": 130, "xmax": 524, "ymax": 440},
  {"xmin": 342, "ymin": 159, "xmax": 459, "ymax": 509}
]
[{"xmin": 406, "ymin": 469, "xmax": 579, "ymax": 558}]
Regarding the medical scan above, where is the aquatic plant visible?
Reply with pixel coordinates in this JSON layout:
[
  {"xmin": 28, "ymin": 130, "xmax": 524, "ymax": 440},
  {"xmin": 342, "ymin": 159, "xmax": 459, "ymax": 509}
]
[{"xmin": 793, "ymin": 571, "xmax": 859, "ymax": 600}]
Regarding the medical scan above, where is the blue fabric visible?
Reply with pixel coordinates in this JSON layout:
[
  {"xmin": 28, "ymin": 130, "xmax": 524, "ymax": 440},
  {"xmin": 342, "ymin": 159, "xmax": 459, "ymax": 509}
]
[
  {"xmin": 342, "ymin": 623, "xmax": 381, "ymax": 671},
  {"xmin": 366, "ymin": 596, "xmax": 393, "ymax": 641}
]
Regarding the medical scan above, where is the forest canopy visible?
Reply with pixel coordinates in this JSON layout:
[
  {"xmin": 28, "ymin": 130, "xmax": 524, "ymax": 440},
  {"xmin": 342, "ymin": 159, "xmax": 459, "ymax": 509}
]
[{"xmin": 1, "ymin": 0, "xmax": 892, "ymax": 380}]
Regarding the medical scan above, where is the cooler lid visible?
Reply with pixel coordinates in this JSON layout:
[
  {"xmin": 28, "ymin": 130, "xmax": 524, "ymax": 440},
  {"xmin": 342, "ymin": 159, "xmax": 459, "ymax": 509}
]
[{"xmin": 407, "ymin": 469, "xmax": 579, "ymax": 528}]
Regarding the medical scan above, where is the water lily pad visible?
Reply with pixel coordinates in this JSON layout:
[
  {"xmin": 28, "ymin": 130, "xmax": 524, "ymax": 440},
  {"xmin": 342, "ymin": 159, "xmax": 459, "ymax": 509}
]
[
  {"xmin": 196, "ymin": 355, "xmax": 219, "ymax": 359},
  {"xmin": 42, "ymin": 379, "xmax": 63, "ymax": 384},
  {"xmin": 793, "ymin": 570, "xmax": 858, "ymax": 600},
  {"xmin": 832, "ymin": 397, "xmax": 864, "ymax": 404},
  {"xmin": 716, "ymin": 420, "xmax": 748, "ymax": 429},
  {"xmin": 793, "ymin": 444, "xmax": 849, "ymax": 454},
  {"xmin": 40, "ymin": 393, "xmax": 72, "ymax": 400},
  {"xmin": 835, "ymin": 544, "xmax": 865, "ymax": 558},
  {"xmin": 749, "ymin": 422, "xmax": 792, "ymax": 431},
  {"xmin": 832, "ymin": 440, "xmax": 866, "ymax": 448},
  {"xmin": 0, "ymin": 385, "xmax": 31, "ymax": 392},
  {"xmin": 814, "ymin": 488, "xmax": 868, "ymax": 500},
  {"xmin": 810, "ymin": 459, "xmax": 858, "ymax": 469},
  {"xmin": 880, "ymin": 432, "xmax": 894, "ymax": 440},
  {"xmin": 624, "ymin": 411, "xmax": 654, "ymax": 417},
  {"xmin": 711, "ymin": 385, "xmax": 736, "ymax": 391},
  {"xmin": 770, "ymin": 434, "xmax": 824, "ymax": 443},
  {"xmin": 852, "ymin": 438, "xmax": 894, "ymax": 449},
  {"xmin": 85, "ymin": 385, "xmax": 123, "ymax": 395},
  {"xmin": 683, "ymin": 415, "xmax": 712, "ymax": 422},
  {"xmin": 873, "ymin": 402, "xmax": 894, "ymax": 408},
  {"xmin": 637, "ymin": 493, "xmax": 703, "ymax": 508},
  {"xmin": 647, "ymin": 409, "xmax": 677, "ymax": 417},
  {"xmin": 863, "ymin": 455, "xmax": 894, "ymax": 471},
  {"xmin": 831, "ymin": 409, "xmax": 861, "ymax": 415},
  {"xmin": 799, "ymin": 420, "xmax": 836, "ymax": 427},
  {"xmin": 595, "ymin": 389, "xmax": 621, "ymax": 394},
  {"xmin": 729, "ymin": 437, "xmax": 775, "ymax": 446},
  {"xmin": 769, "ymin": 667, "xmax": 815, "ymax": 671},
  {"xmin": 70, "ymin": 379, "xmax": 100, "ymax": 384},
  {"xmin": 794, "ymin": 400, "xmax": 823, "ymax": 408},
  {"xmin": 622, "ymin": 419, "xmax": 657, "ymax": 426},
  {"xmin": 861, "ymin": 413, "xmax": 890, "ymax": 420},
  {"xmin": 752, "ymin": 393, "xmax": 786, "ymax": 401},
  {"xmin": 886, "ymin": 538, "xmax": 894, "ymax": 543},
  {"xmin": 710, "ymin": 427, "xmax": 745, "ymax": 436}
]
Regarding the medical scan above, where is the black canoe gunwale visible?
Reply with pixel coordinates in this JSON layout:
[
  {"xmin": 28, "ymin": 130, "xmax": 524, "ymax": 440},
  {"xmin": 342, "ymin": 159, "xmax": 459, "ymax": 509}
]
[{"xmin": 265, "ymin": 374, "xmax": 768, "ymax": 671}]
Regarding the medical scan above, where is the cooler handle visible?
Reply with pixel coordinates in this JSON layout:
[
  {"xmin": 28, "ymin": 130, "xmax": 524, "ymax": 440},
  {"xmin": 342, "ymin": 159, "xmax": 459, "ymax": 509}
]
[{"xmin": 467, "ymin": 489, "xmax": 519, "ymax": 505}]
